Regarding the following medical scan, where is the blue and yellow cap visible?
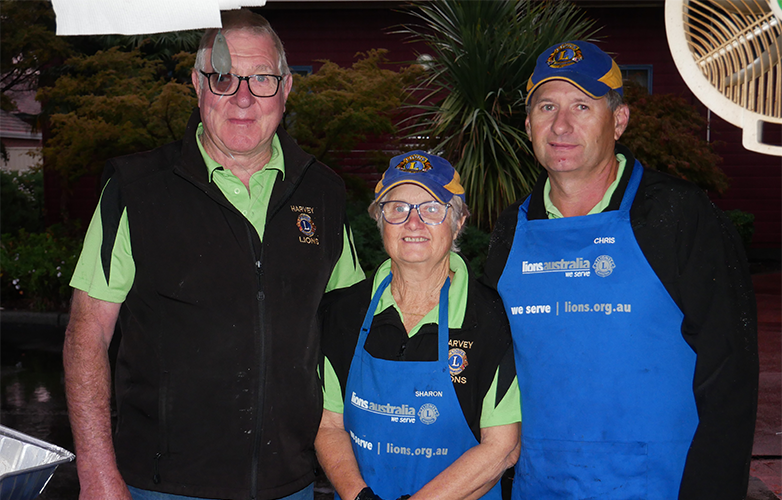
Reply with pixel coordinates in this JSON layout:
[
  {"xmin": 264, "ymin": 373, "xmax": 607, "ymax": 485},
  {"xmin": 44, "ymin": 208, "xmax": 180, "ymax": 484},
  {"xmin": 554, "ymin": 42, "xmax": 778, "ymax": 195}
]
[
  {"xmin": 526, "ymin": 41, "xmax": 623, "ymax": 106},
  {"xmin": 375, "ymin": 151, "xmax": 465, "ymax": 204}
]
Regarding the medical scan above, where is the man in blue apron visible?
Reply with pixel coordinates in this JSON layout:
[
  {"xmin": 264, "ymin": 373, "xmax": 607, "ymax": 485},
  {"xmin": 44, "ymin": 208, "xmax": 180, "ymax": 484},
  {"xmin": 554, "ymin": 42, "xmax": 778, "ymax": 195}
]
[{"xmin": 483, "ymin": 41, "xmax": 758, "ymax": 499}]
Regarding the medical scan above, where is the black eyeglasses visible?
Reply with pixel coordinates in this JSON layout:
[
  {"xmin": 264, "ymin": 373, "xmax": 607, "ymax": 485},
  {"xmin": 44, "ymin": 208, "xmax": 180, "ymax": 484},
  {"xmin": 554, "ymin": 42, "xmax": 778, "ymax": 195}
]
[
  {"xmin": 199, "ymin": 70, "xmax": 284, "ymax": 98},
  {"xmin": 379, "ymin": 200, "xmax": 451, "ymax": 225}
]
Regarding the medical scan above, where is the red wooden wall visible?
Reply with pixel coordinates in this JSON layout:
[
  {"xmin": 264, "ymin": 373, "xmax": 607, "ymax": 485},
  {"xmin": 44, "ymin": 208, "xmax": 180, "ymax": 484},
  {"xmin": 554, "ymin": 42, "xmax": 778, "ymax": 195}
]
[{"xmin": 264, "ymin": 5, "xmax": 422, "ymax": 71}]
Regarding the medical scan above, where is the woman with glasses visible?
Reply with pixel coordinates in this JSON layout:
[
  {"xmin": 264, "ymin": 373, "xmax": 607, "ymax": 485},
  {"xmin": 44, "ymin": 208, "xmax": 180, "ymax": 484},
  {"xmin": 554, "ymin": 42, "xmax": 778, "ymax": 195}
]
[{"xmin": 315, "ymin": 151, "xmax": 521, "ymax": 500}]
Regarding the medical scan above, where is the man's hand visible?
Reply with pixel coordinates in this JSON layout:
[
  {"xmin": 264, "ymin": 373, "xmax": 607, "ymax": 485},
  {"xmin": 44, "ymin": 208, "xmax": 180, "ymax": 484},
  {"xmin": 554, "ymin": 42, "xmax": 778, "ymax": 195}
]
[{"xmin": 77, "ymin": 468, "xmax": 132, "ymax": 500}]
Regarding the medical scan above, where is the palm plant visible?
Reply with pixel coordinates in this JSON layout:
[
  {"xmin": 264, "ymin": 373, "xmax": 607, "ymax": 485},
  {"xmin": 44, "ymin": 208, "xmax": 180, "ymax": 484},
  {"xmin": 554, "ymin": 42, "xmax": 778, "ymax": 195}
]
[{"xmin": 399, "ymin": 0, "xmax": 599, "ymax": 228}]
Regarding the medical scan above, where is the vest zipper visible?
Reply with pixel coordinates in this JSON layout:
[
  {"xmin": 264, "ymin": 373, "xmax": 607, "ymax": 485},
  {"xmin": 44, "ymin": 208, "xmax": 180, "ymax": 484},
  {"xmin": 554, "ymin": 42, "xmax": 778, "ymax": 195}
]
[
  {"xmin": 245, "ymin": 155, "xmax": 314, "ymax": 498},
  {"xmin": 156, "ymin": 338, "xmax": 170, "ymax": 483},
  {"xmin": 249, "ymin": 226, "xmax": 266, "ymax": 500}
]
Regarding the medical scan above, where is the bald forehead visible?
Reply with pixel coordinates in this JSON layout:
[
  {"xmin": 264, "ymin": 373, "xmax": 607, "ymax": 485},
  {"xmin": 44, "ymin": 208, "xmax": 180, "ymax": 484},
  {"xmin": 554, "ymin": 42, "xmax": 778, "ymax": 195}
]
[{"xmin": 204, "ymin": 31, "xmax": 280, "ymax": 74}]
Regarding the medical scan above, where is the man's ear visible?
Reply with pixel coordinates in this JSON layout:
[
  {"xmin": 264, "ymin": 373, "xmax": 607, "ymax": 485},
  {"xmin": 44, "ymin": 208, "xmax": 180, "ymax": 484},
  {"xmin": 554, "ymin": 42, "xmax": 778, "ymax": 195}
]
[
  {"xmin": 192, "ymin": 69, "xmax": 203, "ymax": 101},
  {"xmin": 613, "ymin": 104, "xmax": 630, "ymax": 141},
  {"xmin": 282, "ymin": 73, "xmax": 294, "ymax": 101}
]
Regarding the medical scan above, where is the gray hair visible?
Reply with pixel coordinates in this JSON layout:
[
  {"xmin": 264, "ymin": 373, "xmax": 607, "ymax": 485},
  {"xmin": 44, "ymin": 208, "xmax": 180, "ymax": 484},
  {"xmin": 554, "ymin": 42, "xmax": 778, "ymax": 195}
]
[
  {"xmin": 605, "ymin": 89, "xmax": 625, "ymax": 111},
  {"xmin": 194, "ymin": 9, "xmax": 290, "ymax": 89},
  {"xmin": 368, "ymin": 194, "xmax": 470, "ymax": 253}
]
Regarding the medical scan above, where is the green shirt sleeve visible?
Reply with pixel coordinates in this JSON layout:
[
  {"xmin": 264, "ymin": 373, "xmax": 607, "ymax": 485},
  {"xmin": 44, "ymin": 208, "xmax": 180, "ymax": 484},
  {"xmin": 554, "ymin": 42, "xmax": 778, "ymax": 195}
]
[
  {"xmin": 322, "ymin": 356, "xmax": 345, "ymax": 413},
  {"xmin": 69, "ymin": 187, "xmax": 135, "ymax": 303},
  {"xmin": 480, "ymin": 371, "xmax": 522, "ymax": 428},
  {"xmin": 325, "ymin": 224, "xmax": 365, "ymax": 293}
]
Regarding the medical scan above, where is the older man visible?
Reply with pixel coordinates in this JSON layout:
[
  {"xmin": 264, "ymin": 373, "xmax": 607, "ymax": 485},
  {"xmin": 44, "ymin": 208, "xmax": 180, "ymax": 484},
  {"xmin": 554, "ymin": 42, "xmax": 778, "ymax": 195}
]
[
  {"xmin": 64, "ymin": 10, "xmax": 363, "ymax": 500},
  {"xmin": 484, "ymin": 41, "xmax": 758, "ymax": 499}
]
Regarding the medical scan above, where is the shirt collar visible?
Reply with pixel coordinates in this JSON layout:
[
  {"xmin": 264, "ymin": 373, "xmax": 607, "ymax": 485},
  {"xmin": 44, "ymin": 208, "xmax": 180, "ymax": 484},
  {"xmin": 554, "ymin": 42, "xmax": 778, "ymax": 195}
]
[
  {"xmin": 372, "ymin": 252, "xmax": 468, "ymax": 334},
  {"xmin": 544, "ymin": 153, "xmax": 627, "ymax": 219},
  {"xmin": 195, "ymin": 123, "xmax": 286, "ymax": 182}
]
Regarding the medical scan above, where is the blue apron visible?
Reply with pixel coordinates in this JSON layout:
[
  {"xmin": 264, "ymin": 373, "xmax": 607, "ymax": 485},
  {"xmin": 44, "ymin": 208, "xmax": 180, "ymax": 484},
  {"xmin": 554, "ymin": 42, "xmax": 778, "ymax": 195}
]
[
  {"xmin": 341, "ymin": 274, "xmax": 502, "ymax": 500},
  {"xmin": 498, "ymin": 161, "xmax": 698, "ymax": 499}
]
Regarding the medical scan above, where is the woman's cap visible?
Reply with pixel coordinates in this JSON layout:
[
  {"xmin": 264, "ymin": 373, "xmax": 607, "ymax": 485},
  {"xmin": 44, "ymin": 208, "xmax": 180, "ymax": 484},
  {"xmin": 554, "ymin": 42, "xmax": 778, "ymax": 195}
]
[
  {"xmin": 526, "ymin": 40, "xmax": 623, "ymax": 106},
  {"xmin": 374, "ymin": 151, "xmax": 465, "ymax": 204}
]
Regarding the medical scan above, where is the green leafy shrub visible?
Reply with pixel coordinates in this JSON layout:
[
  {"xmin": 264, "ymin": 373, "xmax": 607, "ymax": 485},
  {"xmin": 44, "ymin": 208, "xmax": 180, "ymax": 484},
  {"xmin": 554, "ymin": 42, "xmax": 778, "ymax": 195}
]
[
  {"xmin": 621, "ymin": 82, "xmax": 729, "ymax": 194},
  {"xmin": 0, "ymin": 225, "xmax": 82, "ymax": 311},
  {"xmin": 347, "ymin": 200, "xmax": 387, "ymax": 273},
  {"xmin": 458, "ymin": 225, "xmax": 491, "ymax": 276},
  {"xmin": 1, "ymin": 168, "xmax": 44, "ymax": 234},
  {"xmin": 285, "ymin": 49, "xmax": 423, "ymax": 171},
  {"xmin": 724, "ymin": 209, "xmax": 754, "ymax": 251}
]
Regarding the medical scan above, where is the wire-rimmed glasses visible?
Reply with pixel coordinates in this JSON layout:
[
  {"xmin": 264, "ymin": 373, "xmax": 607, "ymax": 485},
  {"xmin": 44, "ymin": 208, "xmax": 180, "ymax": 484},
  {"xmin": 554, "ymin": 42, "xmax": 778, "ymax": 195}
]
[{"xmin": 379, "ymin": 200, "xmax": 451, "ymax": 225}]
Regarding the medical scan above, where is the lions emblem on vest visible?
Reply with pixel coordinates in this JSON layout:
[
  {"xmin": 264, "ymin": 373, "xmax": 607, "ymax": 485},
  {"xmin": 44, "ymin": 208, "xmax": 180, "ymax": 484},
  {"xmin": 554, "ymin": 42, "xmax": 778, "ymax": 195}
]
[
  {"xmin": 296, "ymin": 213, "xmax": 316, "ymax": 236},
  {"xmin": 395, "ymin": 154, "xmax": 433, "ymax": 173},
  {"xmin": 448, "ymin": 348, "xmax": 468, "ymax": 376},
  {"xmin": 295, "ymin": 213, "xmax": 319, "ymax": 245},
  {"xmin": 547, "ymin": 43, "xmax": 583, "ymax": 69},
  {"xmin": 593, "ymin": 254, "xmax": 616, "ymax": 277},
  {"xmin": 418, "ymin": 403, "xmax": 439, "ymax": 425}
]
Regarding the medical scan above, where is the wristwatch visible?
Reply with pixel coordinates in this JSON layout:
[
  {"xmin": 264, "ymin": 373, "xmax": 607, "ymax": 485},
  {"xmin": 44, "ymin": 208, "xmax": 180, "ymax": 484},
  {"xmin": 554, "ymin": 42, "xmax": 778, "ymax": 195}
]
[{"xmin": 355, "ymin": 487, "xmax": 382, "ymax": 500}]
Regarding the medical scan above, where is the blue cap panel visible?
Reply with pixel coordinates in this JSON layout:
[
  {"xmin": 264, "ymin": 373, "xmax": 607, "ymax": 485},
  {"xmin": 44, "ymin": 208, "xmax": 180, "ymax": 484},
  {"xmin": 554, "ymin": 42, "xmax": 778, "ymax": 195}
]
[
  {"xmin": 375, "ymin": 151, "xmax": 465, "ymax": 204},
  {"xmin": 526, "ymin": 41, "xmax": 623, "ymax": 106}
]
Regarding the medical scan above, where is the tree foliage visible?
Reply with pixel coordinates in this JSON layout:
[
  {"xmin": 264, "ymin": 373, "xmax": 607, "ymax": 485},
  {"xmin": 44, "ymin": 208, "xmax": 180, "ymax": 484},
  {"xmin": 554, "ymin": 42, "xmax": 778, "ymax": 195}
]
[
  {"xmin": 399, "ymin": 0, "xmax": 599, "ymax": 228},
  {"xmin": 285, "ymin": 49, "xmax": 423, "ymax": 170},
  {"xmin": 96, "ymin": 31, "xmax": 204, "ymax": 58},
  {"xmin": 38, "ymin": 48, "xmax": 197, "ymax": 189},
  {"xmin": 621, "ymin": 82, "xmax": 729, "ymax": 194},
  {"xmin": 0, "ymin": 0, "xmax": 73, "ymax": 111}
]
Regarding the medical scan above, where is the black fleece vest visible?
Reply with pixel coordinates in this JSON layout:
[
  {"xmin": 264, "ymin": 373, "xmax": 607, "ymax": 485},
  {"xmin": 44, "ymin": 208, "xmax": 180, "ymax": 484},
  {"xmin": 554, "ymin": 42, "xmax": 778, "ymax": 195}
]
[{"xmin": 104, "ymin": 110, "xmax": 350, "ymax": 499}]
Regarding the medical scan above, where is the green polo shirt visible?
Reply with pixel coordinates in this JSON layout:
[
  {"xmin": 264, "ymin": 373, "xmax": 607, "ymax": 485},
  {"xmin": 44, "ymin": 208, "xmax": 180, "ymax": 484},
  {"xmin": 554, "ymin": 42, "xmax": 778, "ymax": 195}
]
[
  {"xmin": 71, "ymin": 128, "xmax": 364, "ymax": 302},
  {"xmin": 196, "ymin": 123, "xmax": 282, "ymax": 240},
  {"xmin": 544, "ymin": 154, "xmax": 627, "ymax": 219}
]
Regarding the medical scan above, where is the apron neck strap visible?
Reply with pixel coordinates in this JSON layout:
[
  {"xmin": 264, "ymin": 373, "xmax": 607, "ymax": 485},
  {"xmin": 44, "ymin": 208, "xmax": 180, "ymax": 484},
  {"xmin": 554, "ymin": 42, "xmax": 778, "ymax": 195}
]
[
  {"xmin": 438, "ymin": 277, "xmax": 451, "ymax": 362},
  {"xmin": 618, "ymin": 160, "xmax": 644, "ymax": 214},
  {"xmin": 358, "ymin": 273, "xmax": 451, "ymax": 362}
]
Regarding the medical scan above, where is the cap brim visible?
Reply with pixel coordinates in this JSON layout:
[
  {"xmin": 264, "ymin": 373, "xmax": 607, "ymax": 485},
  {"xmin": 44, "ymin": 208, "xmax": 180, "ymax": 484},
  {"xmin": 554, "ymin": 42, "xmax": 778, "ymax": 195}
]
[
  {"xmin": 375, "ymin": 180, "xmax": 447, "ymax": 204},
  {"xmin": 526, "ymin": 75, "xmax": 611, "ymax": 106}
]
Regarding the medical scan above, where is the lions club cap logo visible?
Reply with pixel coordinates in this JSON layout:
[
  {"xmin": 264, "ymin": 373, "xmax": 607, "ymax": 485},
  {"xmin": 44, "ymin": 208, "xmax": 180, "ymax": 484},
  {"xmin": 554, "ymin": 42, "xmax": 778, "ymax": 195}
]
[
  {"xmin": 547, "ymin": 42, "xmax": 583, "ymax": 69},
  {"xmin": 395, "ymin": 153, "xmax": 433, "ymax": 174}
]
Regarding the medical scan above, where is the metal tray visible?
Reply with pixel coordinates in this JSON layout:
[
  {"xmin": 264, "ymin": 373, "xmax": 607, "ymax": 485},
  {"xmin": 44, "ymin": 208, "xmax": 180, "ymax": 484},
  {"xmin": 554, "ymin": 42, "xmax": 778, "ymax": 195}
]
[{"xmin": 0, "ymin": 425, "xmax": 75, "ymax": 500}]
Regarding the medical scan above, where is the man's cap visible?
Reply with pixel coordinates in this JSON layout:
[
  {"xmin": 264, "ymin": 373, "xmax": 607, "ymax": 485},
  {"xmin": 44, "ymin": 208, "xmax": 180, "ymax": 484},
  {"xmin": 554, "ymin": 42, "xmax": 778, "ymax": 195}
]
[
  {"xmin": 526, "ymin": 41, "xmax": 623, "ymax": 106},
  {"xmin": 375, "ymin": 151, "xmax": 465, "ymax": 204}
]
